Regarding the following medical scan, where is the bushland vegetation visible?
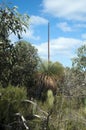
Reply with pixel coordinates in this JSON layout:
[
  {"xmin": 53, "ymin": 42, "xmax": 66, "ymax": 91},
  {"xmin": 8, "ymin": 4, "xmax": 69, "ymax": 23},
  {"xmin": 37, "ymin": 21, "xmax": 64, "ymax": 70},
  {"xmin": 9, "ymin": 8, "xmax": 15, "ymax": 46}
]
[{"xmin": 0, "ymin": 2, "xmax": 86, "ymax": 130}]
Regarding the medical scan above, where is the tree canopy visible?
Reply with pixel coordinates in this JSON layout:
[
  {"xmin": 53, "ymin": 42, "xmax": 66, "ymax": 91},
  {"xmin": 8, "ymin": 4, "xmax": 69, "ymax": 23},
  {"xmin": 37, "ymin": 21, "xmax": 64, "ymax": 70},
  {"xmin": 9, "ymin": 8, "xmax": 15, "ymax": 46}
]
[
  {"xmin": 11, "ymin": 41, "xmax": 39, "ymax": 89},
  {"xmin": 0, "ymin": 3, "xmax": 30, "ymax": 87},
  {"xmin": 0, "ymin": 3, "xmax": 29, "ymax": 41},
  {"xmin": 72, "ymin": 44, "xmax": 86, "ymax": 71}
]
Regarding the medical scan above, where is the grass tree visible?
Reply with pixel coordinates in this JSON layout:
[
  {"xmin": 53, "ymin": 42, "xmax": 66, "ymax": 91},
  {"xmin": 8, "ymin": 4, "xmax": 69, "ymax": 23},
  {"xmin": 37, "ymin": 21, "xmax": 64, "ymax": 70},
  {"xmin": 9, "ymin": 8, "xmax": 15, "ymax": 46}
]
[{"xmin": 36, "ymin": 60, "xmax": 64, "ymax": 102}]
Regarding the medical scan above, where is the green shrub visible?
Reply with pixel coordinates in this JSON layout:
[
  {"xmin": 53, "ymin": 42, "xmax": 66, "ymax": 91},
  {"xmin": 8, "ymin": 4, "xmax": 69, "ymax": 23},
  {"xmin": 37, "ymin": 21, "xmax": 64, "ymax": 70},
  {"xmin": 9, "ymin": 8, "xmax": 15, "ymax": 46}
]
[{"xmin": 0, "ymin": 85, "xmax": 27, "ymax": 129}]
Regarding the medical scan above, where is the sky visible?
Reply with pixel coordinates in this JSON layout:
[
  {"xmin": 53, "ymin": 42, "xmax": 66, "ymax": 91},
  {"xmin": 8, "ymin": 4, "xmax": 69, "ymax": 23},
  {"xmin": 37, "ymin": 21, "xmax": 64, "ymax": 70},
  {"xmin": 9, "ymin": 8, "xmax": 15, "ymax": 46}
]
[{"xmin": 1, "ymin": 0, "xmax": 86, "ymax": 67}]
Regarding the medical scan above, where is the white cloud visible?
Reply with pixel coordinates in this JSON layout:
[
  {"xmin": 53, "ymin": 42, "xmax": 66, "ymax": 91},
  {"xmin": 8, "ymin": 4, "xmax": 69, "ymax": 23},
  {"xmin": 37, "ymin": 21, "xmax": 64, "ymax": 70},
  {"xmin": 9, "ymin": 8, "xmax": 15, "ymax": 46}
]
[
  {"xmin": 42, "ymin": 0, "xmax": 86, "ymax": 21},
  {"xmin": 81, "ymin": 33, "xmax": 86, "ymax": 39},
  {"xmin": 30, "ymin": 15, "xmax": 48, "ymax": 25},
  {"xmin": 22, "ymin": 15, "xmax": 48, "ymax": 40},
  {"xmin": 75, "ymin": 23, "xmax": 86, "ymax": 28},
  {"xmin": 57, "ymin": 22, "xmax": 72, "ymax": 32},
  {"xmin": 35, "ymin": 37, "xmax": 83, "ymax": 62},
  {"xmin": 22, "ymin": 27, "xmax": 40, "ymax": 40}
]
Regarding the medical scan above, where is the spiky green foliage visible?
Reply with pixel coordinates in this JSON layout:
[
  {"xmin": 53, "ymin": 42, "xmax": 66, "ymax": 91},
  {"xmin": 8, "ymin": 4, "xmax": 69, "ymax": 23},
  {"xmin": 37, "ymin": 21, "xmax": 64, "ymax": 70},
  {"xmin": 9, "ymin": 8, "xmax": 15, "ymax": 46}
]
[
  {"xmin": 36, "ymin": 60, "xmax": 64, "ymax": 101},
  {"xmin": 0, "ymin": 85, "xmax": 27, "ymax": 129}
]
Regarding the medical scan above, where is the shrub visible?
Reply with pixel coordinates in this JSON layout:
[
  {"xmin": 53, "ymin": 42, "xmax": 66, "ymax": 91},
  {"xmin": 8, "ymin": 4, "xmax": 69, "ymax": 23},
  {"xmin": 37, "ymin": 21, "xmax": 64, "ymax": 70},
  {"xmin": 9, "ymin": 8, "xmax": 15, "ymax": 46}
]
[{"xmin": 0, "ymin": 85, "xmax": 27, "ymax": 129}]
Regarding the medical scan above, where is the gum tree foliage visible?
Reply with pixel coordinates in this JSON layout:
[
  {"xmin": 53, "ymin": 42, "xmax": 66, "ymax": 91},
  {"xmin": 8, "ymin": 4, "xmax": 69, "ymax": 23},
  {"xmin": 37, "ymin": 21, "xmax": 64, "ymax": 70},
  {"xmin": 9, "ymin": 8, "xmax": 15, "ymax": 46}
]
[
  {"xmin": 0, "ymin": 3, "xmax": 29, "ymax": 87},
  {"xmin": 63, "ymin": 67, "xmax": 86, "ymax": 96},
  {"xmin": 0, "ymin": 3, "xmax": 29, "ymax": 41},
  {"xmin": 72, "ymin": 45, "xmax": 86, "ymax": 71},
  {"xmin": 11, "ymin": 41, "xmax": 39, "ymax": 98},
  {"xmin": 62, "ymin": 45, "xmax": 86, "ymax": 96}
]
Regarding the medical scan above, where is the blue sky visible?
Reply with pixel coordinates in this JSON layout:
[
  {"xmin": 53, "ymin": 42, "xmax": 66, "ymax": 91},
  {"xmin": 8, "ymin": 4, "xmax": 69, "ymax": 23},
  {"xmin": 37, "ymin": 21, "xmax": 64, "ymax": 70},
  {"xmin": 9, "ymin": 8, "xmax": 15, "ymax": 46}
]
[{"xmin": 1, "ymin": 0, "xmax": 86, "ymax": 67}]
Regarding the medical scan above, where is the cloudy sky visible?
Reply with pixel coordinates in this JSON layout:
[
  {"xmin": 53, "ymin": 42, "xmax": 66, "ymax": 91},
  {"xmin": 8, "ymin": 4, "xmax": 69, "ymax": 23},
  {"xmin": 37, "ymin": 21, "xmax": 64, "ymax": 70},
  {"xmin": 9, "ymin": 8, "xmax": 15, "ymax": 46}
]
[{"xmin": 2, "ymin": 0, "xmax": 86, "ymax": 67}]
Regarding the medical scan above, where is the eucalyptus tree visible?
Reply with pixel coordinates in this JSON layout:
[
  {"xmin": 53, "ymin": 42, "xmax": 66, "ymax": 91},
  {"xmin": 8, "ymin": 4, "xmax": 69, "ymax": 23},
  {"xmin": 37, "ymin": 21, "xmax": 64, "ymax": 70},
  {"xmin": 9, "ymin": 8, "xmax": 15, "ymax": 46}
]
[
  {"xmin": 0, "ymin": 3, "xmax": 29, "ymax": 87},
  {"xmin": 11, "ymin": 41, "xmax": 39, "ymax": 98},
  {"xmin": 0, "ymin": 2, "xmax": 29, "ymax": 41},
  {"xmin": 69, "ymin": 45, "xmax": 86, "ymax": 95},
  {"xmin": 62, "ymin": 45, "xmax": 86, "ymax": 96},
  {"xmin": 72, "ymin": 44, "xmax": 86, "ymax": 71}
]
